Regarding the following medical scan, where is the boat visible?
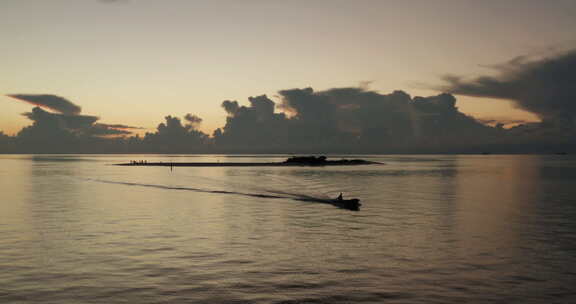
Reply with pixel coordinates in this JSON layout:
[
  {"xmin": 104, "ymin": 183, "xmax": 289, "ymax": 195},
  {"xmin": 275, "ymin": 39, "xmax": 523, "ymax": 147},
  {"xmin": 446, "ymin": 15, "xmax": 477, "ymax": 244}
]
[{"xmin": 330, "ymin": 197, "xmax": 361, "ymax": 210}]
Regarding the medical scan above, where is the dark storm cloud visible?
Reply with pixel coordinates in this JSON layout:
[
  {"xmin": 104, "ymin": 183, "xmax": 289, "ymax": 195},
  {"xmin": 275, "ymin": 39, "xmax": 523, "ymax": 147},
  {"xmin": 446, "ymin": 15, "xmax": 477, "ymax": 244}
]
[
  {"xmin": 247, "ymin": 95, "xmax": 275, "ymax": 118},
  {"xmin": 4, "ymin": 80, "xmax": 575, "ymax": 153},
  {"xmin": 8, "ymin": 94, "xmax": 143, "ymax": 139},
  {"xmin": 6, "ymin": 92, "xmax": 146, "ymax": 153},
  {"xmin": 16, "ymin": 107, "xmax": 81, "ymax": 152},
  {"xmin": 8, "ymin": 94, "xmax": 82, "ymax": 115},
  {"xmin": 20, "ymin": 107, "xmax": 128, "ymax": 136},
  {"xmin": 22, "ymin": 107, "xmax": 98, "ymax": 129},
  {"xmin": 213, "ymin": 95, "xmax": 290, "ymax": 149},
  {"xmin": 279, "ymin": 88, "xmax": 337, "ymax": 125},
  {"xmin": 222, "ymin": 100, "xmax": 240, "ymax": 115},
  {"xmin": 138, "ymin": 115, "xmax": 209, "ymax": 153},
  {"xmin": 277, "ymin": 88, "xmax": 415, "ymax": 146},
  {"xmin": 441, "ymin": 49, "xmax": 576, "ymax": 125},
  {"xmin": 213, "ymin": 87, "xmax": 497, "ymax": 152}
]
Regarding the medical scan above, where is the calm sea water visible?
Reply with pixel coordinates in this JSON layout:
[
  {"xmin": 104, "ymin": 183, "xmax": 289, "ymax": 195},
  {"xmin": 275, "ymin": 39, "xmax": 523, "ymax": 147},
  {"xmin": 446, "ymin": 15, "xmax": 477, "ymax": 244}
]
[{"xmin": 1, "ymin": 154, "xmax": 575, "ymax": 303}]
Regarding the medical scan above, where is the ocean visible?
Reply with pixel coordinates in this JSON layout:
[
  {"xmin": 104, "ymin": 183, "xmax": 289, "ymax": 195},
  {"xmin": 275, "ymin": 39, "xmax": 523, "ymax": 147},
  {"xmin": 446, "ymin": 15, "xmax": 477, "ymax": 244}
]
[{"xmin": 1, "ymin": 154, "xmax": 575, "ymax": 303}]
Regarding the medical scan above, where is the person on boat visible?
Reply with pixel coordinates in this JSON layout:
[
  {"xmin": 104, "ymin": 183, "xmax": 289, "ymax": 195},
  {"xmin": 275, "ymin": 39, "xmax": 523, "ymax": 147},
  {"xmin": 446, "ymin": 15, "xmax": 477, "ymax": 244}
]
[{"xmin": 337, "ymin": 193, "xmax": 343, "ymax": 201}]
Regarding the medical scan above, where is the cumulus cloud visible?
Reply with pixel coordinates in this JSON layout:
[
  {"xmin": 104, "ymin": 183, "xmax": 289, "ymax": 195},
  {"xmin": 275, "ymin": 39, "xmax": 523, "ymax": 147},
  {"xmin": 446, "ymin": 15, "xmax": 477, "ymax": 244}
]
[
  {"xmin": 8, "ymin": 94, "xmax": 82, "ymax": 115},
  {"xmin": 213, "ymin": 95, "xmax": 290, "ymax": 150},
  {"xmin": 7, "ymin": 93, "xmax": 142, "ymax": 138},
  {"xmin": 3, "ymin": 77, "xmax": 575, "ymax": 153},
  {"xmin": 1, "ymin": 93, "xmax": 149, "ymax": 153},
  {"xmin": 213, "ymin": 87, "xmax": 497, "ymax": 152},
  {"xmin": 19, "ymin": 107, "xmax": 132, "ymax": 138},
  {"xmin": 441, "ymin": 49, "xmax": 576, "ymax": 127},
  {"xmin": 139, "ymin": 115, "xmax": 209, "ymax": 152},
  {"xmin": 22, "ymin": 107, "xmax": 98, "ymax": 128}
]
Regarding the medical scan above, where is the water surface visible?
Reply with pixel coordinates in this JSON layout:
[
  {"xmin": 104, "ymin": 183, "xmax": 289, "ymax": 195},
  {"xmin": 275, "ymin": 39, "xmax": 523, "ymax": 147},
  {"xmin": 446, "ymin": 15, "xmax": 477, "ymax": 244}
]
[{"xmin": 1, "ymin": 154, "xmax": 575, "ymax": 303}]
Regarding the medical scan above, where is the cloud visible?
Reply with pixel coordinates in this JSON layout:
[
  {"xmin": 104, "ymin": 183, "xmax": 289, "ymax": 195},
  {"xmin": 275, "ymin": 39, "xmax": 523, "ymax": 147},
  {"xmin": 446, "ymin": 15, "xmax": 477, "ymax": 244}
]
[
  {"xmin": 19, "ymin": 106, "xmax": 131, "ymax": 137},
  {"xmin": 4, "ymin": 79, "xmax": 575, "ymax": 153},
  {"xmin": 16, "ymin": 107, "xmax": 80, "ymax": 150},
  {"xmin": 8, "ymin": 93, "xmax": 142, "ymax": 137},
  {"xmin": 139, "ymin": 115, "xmax": 209, "ymax": 152},
  {"xmin": 3, "ymin": 93, "xmax": 148, "ymax": 152},
  {"xmin": 213, "ymin": 87, "xmax": 497, "ymax": 152},
  {"xmin": 8, "ymin": 94, "xmax": 82, "ymax": 115},
  {"xmin": 475, "ymin": 118, "xmax": 530, "ymax": 127},
  {"xmin": 21, "ymin": 108, "xmax": 136, "ymax": 136},
  {"xmin": 213, "ymin": 95, "xmax": 290, "ymax": 150},
  {"xmin": 184, "ymin": 114, "xmax": 202, "ymax": 127},
  {"xmin": 91, "ymin": 124, "xmax": 133, "ymax": 136},
  {"xmin": 0, "ymin": 131, "xmax": 11, "ymax": 142},
  {"xmin": 440, "ymin": 49, "xmax": 576, "ymax": 127},
  {"xmin": 22, "ymin": 108, "xmax": 98, "ymax": 129},
  {"xmin": 98, "ymin": 123, "xmax": 144, "ymax": 130}
]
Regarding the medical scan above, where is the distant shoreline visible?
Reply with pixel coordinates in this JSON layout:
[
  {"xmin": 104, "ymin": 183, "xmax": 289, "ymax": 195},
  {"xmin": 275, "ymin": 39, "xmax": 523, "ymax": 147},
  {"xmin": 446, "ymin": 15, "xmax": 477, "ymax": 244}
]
[
  {"xmin": 115, "ymin": 162, "xmax": 382, "ymax": 167},
  {"xmin": 0, "ymin": 152, "xmax": 572, "ymax": 155},
  {"xmin": 116, "ymin": 156, "xmax": 383, "ymax": 167}
]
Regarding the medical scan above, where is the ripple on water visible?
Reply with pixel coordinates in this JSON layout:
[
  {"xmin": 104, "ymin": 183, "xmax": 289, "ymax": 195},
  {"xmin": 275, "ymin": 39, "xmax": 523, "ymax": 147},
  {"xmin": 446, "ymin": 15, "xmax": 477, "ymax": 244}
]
[{"xmin": 2, "ymin": 155, "xmax": 576, "ymax": 303}]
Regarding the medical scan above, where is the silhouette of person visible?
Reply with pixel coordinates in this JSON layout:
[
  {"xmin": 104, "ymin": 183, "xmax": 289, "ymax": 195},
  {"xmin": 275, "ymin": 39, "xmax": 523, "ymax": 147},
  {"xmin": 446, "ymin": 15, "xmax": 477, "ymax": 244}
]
[{"xmin": 337, "ymin": 193, "xmax": 343, "ymax": 200}]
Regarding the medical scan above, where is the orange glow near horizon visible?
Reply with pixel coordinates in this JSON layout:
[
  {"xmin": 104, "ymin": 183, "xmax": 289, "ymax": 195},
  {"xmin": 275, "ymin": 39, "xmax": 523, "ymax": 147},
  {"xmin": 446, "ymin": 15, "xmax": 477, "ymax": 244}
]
[
  {"xmin": 1, "ymin": 92, "xmax": 540, "ymax": 138},
  {"xmin": 1, "ymin": 1, "xmax": 572, "ymax": 140}
]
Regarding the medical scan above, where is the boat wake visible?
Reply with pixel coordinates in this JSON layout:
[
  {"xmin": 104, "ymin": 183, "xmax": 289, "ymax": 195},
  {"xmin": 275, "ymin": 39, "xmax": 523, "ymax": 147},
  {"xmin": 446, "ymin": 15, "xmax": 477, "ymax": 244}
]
[{"xmin": 85, "ymin": 178, "xmax": 360, "ymax": 211}]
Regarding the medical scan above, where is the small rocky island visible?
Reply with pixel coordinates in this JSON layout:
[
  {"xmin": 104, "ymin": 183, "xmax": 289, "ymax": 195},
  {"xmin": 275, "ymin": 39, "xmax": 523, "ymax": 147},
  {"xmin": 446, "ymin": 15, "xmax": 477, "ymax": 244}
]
[
  {"xmin": 116, "ymin": 156, "xmax": 381, "ymax": 167},
  {"xmin": 282, "ymin": 156, "xmax": 376, "ymax": 166}
]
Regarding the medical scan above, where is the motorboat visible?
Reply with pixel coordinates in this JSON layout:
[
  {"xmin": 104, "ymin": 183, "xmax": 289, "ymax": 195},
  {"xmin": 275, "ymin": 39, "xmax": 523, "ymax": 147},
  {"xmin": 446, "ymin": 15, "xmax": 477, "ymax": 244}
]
[{"xmin": 330, "ymin": 197, "xmax": 361, "ymax": 210}]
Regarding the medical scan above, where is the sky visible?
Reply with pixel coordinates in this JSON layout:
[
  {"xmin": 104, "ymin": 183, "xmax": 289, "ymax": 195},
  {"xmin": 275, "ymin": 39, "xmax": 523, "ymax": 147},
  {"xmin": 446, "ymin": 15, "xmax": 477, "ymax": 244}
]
[{"xmin": 1, "ymin": 0, "xmax": 576, "ymax": 138}]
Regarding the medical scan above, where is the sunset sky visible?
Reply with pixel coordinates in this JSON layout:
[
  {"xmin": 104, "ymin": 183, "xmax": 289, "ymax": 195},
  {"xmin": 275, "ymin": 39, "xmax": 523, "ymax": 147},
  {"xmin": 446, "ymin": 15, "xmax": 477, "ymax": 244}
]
[{"xmin": 2, "ymin": 0, "xmax": 575, "ymax": 136}]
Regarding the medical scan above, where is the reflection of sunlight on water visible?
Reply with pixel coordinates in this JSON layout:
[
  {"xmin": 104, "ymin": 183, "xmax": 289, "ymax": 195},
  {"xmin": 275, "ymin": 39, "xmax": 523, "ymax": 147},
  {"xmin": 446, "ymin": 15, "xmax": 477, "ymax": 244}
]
[
  {"xmin": 454, "ymin": 156, "xmax": 542, "ymax": 262},
  {"xmin": 2, "ymin": 154, "xmax": 576, "ymax": 303}
]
